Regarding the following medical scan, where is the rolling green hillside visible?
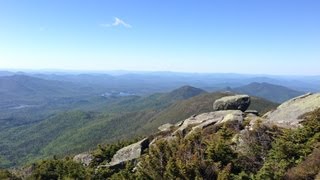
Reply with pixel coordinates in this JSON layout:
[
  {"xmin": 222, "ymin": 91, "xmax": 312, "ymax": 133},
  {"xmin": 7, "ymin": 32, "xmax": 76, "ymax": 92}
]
[
  {"xmin": 0, "ymin": 85, "xmax": 206, "ymax": 167},
  {"xmin": 0, "ymin": 75, "xmax": 108, "ymax": 129}
]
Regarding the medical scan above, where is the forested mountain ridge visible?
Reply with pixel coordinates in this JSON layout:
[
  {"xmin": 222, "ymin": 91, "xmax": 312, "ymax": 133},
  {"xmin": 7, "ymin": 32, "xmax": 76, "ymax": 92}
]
[
  {"xmin": 0, "ymin": 75, "xmax": 97, "ymax": 101},
  {"xmin": 232, "ymin": 82, "xmax": 304, "ymax": 103}
]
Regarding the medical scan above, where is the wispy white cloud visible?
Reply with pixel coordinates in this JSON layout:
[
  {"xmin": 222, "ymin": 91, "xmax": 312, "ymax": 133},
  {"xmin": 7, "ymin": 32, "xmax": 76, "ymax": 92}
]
[
  {"xmin": 39, "ymin": 27, "xmax": 47, "ymax": 31},
  {"xmin": 100, "ymin": 17, "xmax": 132, "ymax": 28}
]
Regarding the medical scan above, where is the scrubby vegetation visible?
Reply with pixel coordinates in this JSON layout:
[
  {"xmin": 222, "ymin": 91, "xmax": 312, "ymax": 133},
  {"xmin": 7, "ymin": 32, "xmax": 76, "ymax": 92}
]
[
  {"xmin": 30, "ymin": 158, "xmax": 88, "ymax": 180},
  {"xmin": 138, "ymin": 108, "xmax": 320, "ymax": 180},
  {"xmin": 0, "ymin": 169, "xmax": 19, "ymax": 180},
  {"xmin": 11, "ymin": 108, "xmax": 318, "ymax": 179},
  {"xmin": 257, "ymin": 108, "xmax": 320, "ymax": 179},
  {"xmin": 137, "ymin": 126, "xmax": 237, "ymax": 179},
  {"xmin": 24, "ymin": 142, "xmax": 138, "ymax": 180}
]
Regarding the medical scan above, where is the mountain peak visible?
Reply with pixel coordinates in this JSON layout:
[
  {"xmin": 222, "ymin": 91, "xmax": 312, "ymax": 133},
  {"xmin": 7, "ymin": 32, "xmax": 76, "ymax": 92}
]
[
  {"xmin": 168, "ymin": 85, "xmax": 207, "ymax": 100},
  {"xmin": 233, "ymin": 82, "xmax": 304, "ymax": 103}
]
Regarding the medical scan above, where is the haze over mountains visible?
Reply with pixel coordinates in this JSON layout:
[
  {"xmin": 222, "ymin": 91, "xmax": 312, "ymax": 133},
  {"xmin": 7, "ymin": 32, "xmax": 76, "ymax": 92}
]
[{"xmin": 1, "ymin": 70, "xmax": 319, "ymax": 92}]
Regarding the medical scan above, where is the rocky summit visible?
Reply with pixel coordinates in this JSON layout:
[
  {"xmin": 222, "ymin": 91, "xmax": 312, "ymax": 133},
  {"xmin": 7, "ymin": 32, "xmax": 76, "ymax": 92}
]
[{"xmin": 92, "ymin": 93, "xmax": 320, "ymax": 170}]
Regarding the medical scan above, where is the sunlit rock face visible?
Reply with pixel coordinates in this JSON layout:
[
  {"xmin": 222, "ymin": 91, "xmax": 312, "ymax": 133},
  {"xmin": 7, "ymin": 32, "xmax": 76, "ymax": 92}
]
[{"xmin": 263, "ymin": 93, "xmax": 320, "ymax": 128}]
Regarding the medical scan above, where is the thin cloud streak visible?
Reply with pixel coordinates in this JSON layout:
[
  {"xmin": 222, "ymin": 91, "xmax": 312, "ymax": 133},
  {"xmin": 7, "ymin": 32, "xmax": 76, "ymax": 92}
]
[{"xmin": 100, "ymin": 17, "xmax": 132, "ymax": 28}]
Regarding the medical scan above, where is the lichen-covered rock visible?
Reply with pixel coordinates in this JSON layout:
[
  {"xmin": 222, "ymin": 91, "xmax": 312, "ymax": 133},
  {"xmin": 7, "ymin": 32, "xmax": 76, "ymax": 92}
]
[
  {"xmin": 158, "ymin": 123, "xmax": 174, "ymax": 131},
  {"xmin": 219, "ymin": 111, "xmax": 243, "ymax": 125},
  {"xmin": 108, "ymin": 138, "xmax": 149, "ymax": 167},
  {"xmin": 73, "ymin": 153, "xmax": 93, "ymax": 166},
  {"xmin": 175, "ymin": 120, "xmax": 184, "ymax": 127},
  {"xmin": 213, "ymin": 95, "xmax": 251, "ymax": 112},
  {"xmin": 263, "ymin": 93, "xmax": 320, "ymax": 128},
  {"xmin": 174, "ymin": 112, "xmax": 229, "ymax": 134},
  {"xmin": 186, "ymin": 110, "xmax": 244, "ymax": 136}
]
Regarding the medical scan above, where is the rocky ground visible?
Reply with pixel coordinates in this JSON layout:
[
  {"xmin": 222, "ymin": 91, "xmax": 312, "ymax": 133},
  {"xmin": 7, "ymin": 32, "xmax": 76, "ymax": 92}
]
[{"xmin": 75, "ymin": 93, "xmax": 320, "ymax": 170}]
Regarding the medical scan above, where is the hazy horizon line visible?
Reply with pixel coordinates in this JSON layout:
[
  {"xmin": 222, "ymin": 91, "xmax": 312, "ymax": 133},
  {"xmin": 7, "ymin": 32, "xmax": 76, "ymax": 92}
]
[{"xmin": 1, "ymin": 68, "xmax": 320, "ymax": 77}]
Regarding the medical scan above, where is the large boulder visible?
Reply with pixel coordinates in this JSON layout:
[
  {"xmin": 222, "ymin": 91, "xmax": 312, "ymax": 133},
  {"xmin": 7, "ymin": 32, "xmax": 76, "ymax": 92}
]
[
  {"xmin": 213, "ymin": 95, "xmax": 251, "ymax": 112},
  {"xmin": 263, "ymin": 93, "xmax": 320, "ymax": 128},
  {"xmin": 108, "ymin": 138, "xmax": 149, "ymax": 167},
  {"xmin": 73, "ymin": 153, "xmax": 93, "ymax": 166}
]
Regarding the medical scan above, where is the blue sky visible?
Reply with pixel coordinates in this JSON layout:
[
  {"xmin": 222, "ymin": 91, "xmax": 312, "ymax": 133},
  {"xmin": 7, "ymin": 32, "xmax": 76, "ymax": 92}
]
[{"xmin": 0, "ymin": 0, "xmax": 319, "ymax": 75}]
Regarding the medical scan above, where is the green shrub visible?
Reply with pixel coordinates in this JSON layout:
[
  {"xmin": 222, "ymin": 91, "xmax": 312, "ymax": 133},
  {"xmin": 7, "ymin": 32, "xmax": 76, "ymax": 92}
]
[
  {"xmin": 256, "ymin": 108, "xmax": 320, "ymax": 179},
  {"xmin": 30, "ymin": 158, "xmax": 88, "ymax": 180},
  {"xmin": 0, "ymin": 169, "xmax": 19, "ymax": 180}
]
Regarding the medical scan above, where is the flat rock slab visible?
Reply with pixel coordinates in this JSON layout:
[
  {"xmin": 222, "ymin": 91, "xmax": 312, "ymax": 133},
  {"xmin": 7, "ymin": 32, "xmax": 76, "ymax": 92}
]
[
  {"xmin": 174, "ymin": 110, "xmax": 243, "ymax": 135},
  {"xmin": 108, "ymin": 138, "xmax": 149, "ymax": 167},
  {"xmin": 263, "ymin": 93, "xmax": 320, "ymax": 128},
  {"xmin": 186, "ymin": 110, "xmax": 244, "ymax": 136}
]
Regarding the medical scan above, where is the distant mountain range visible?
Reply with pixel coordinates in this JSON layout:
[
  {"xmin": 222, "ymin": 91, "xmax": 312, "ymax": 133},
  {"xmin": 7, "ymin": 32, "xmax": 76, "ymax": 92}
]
[
  {"xmin": 1, "ymin": 71, "xmax": 319, "ymax": 93},
  {"xmin": 232, "ymin": 82, "xmax": 304, "ymax": 103}
]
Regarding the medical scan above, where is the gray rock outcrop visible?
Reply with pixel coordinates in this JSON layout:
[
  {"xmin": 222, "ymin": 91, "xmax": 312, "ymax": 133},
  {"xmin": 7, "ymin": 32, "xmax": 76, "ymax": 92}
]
[
  {"xmin": 107, "ymin": 138, "xmax": 149, "ymax": 167},
  {"xmin": 186, "ymin": 110, "xmax": 244, "ymax": 136},
  {"xmin": 245, "ymin": 110, "xmax": 259, "ymax": 116},
  {"xmin": 171, "ymin": 110, "xmax": 244, "ymax": 137},
  {"xmin": 174, "ymin": 112, "xmax": 225, "ymax": 134},
  {"xmin": 73, "ymin": 153, "xmax": 93, "ymax": 166},
  {"xmin": 263, "ymin": 93, "xmax": 320, "ymax": 128},
  {"xmin": 158, "ymin": 123, "xmax": 174, "ymax": 131},
  {"xmin": 213, "ymin": 95, "xmax": 251, "ymax": 112}
]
